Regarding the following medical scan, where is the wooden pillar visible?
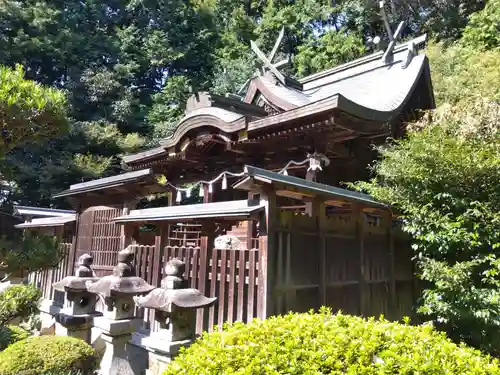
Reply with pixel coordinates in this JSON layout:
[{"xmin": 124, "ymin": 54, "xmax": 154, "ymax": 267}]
[
  {"xmin": 120, "ymin": 199, "xmax": 140, "ymax": 249},
  {"xmin": 67, "ymin": 206, "xmax": 81, "ymax": 276},
  {"xmin": 383, "ymin": 209, "xmax": 396, "ymax": 319},
  {"xmin": 315, "ymin": 198, "xmax": 327, "ymax": 309},
  {"xmin": 353, "ymin": 204, "xmax": 367, "ymax": 316},
  {"xmin": 305, "ymin": 169, "xmax": 317, "ymax": 216},
  {"xmin": 203, "ymin": 183, "xmax": 213, "ymax": 204},
  {"xmin": 257, "ymin": 188, "xmax": 277, "ymax": 319},
  {"xmin": 198, "ymin": 221, "xmax": 215, "ymax": 334}
]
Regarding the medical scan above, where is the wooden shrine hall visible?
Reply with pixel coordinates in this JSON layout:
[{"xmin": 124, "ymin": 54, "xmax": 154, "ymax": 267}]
[{"xmin": 20, "ymin": 28, "xmax": 434, "ymax": 332}]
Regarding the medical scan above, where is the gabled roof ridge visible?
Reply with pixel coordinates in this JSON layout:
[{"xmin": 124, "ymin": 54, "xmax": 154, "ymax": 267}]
[{"xmin": 299, "ymin": 34, "xmax": 427, "ymax": 84}]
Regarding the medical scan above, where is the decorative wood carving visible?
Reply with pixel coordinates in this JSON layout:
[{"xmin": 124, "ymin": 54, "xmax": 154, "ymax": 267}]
[{"xmin": 257, "ymin": 97, "xmax": 280, "ymax": 116}]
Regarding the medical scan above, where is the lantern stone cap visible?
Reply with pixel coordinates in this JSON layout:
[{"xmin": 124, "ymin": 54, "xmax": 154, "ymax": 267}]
[
  {"xmin": 85, "ymin": 247, "xmax": 154, "ymax": 298},
  {"xmin": 53, "ymin": 276, "xmax": 100, "ymax": 293},
  {"xmin": 86, "ymin": 275, "xmax": 155, "ymax": 298},
  {"xmin": 134, "ymin": 288, "xmax": 217, "ymax": 311}
]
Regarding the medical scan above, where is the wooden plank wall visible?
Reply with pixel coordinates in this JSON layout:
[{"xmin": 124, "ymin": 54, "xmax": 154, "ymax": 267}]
[{"xmin": 274, "ymin": 208, "xmax": 415, "ymax": 321}]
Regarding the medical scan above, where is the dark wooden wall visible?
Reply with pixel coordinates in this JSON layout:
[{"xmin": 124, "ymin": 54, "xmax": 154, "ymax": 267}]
[{"xmin": 272, "ymin": 206, "xmax": 416, "ymax": 321}]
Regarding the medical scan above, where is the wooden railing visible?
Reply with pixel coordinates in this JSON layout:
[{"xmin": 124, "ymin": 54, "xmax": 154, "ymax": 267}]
[{"xmin": 129, "ymin": 243, "xmax": 262, "ymax": 333}]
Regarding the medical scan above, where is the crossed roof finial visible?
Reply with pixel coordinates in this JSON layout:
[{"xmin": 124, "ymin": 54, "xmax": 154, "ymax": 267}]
[
  {"xmin": 379, "ymin": 0, "xmax": 405, "ymax": 63},
  {"xmin": 250, "ymin": 27, "xmax": 292, "ymax": 86}
]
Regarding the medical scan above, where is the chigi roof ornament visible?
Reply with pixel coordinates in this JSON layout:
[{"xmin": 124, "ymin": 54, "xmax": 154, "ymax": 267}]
[
  {"xmin": 379, "ymin": 0, "xmax": 406, "ymax": 64},
  {"xmin": 250, "ymin": 27, "xmax": 302, "ymax": 90}
]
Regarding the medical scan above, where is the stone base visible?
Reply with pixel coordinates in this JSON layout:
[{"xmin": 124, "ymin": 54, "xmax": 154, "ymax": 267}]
[
  {"xmin": 130, "ymin": 333, "xmax": 193, "ymax": 375},
  {"xmin": 94, "ymin": 317, "xmax": 142, "ymax": 337},
  {"xmin": 145, "ymin": 351, "xmax": 173, "ymax": 375},
  {"xmin": 99, "ymin": 332, "xmax": 148, "ymax": 375},
  {"xmin": 90, "ymin": 326, "xmax": 108, "ymax": 361},
  {"xmin": 55, "ymin": 324, "xmax": 91, "ymax": 343},
  {"xmin": 55, "ymin": 310, "xmax": 97, "ymax": 344},
  {"xmin": 39, "ymin": 299, "xmax": 62, "ymax": 335}
]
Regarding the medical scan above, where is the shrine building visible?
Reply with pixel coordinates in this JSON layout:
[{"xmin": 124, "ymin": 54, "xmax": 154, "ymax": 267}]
[{"xmin": 19, "ymin": 27, "xmax": 435, "ymax": 333}]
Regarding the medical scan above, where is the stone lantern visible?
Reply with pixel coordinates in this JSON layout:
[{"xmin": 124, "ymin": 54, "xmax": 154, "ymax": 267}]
[
  {"xmin": 52, "ymin": 253, "xmax": 101, "ymax": 343},
  {"xmin": 133, "ymin": 259, "xmax": 217, "ymax": 374},
  {"xmin": 86, "ymin": 247, "xmax": 154, "ymax": 375}
]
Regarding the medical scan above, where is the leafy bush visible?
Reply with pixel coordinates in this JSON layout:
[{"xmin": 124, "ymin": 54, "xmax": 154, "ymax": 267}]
[
  {"xmin": 0, "ymin": 335, "xmax": 98, "ymax": 375},
  {"xmin": 0, "ymin": 284, "xmax": 41, "ymax": 326},
  {"xmin": 0, "ymin": 325, "xmax": 29, "ymax": 351},
  {"xmin": 164, "ymin": 310, "xmax": 500, "ymax": 375},
  {"xmin": 0, "ymin": 232, "xmax": 64, "ymax": 277},
  {"xmin": 462, "ymin": 0, "xmax": 500, "ymax": 50},
  {"xmin": 354, "ymin": 100, "xmax": 500, "ymax": 353}
]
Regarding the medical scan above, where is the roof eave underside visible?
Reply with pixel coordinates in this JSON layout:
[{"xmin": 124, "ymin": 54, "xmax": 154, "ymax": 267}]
[
  {"xmin": 13, "ymin": 205, "xmax": 76, "ymax": 218},
  {"xmin": 114, "ymin": 200, "xmax": 264, "ymax": 223},
  {"xmin": 53, "ymin": 169, "xmax": 155, "ymax": 199},
  {"xmin": 237, "ymin": 165, "xmax": 386, "ymax": 209},
  {"xmin": 15, "ymin": 216, "xmax": 76, "ymax": 229}
]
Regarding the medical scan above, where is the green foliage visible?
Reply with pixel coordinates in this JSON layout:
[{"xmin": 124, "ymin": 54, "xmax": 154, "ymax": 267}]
[
  {"xmin": 0, "ymin": 64, "xmax": 68, "ymax": 157},
  {"xmin": 147, "ymin": 75, "xmax": 192, "ymax": 144},
  {"xmin": 295, "ymin": 29, "xmax": 366, "ymax": 78},
  {"xmin": 0, "ymin": 335, "xmax": 98, "ymax": 375},
  {"xmin": 164, "ymin": 309, "xmax": 500, "ymax": 375},
  {"xmin": 427, "ymin": 43, "xmax": 500, "ymax": 106},
  {"xmin": 0, "ymin": 232, "xmax": 64, "ymax": 276},
  {"xmin": 462, "ymin": 0, "xmax": 500, "ymax": 50},
  {"xmin": 352, "ymin": 16, "xmax": 500, "ymax": 351},
  {"xmin": 339, "ymin": 0, "xmax": 486, "ymax": 42},
  {"xmin": 0, "ymin": 325, "xmax": 29, "ymax": 351},
  {"xmin": 0, "ymin": 284, "xmax": 41, "ymax": 326}
]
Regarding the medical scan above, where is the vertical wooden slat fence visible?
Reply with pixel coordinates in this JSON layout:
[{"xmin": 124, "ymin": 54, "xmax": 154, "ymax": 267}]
[
  {"xmin": 206, "ymin": 247, "xmax": 261, "ymax": 332},
  {"xmin": 130, "ymin": 238, "xmax": 263, "ymax": 334},
  {"xmin": 28, "ymin": 242, "xmax": 73, "ymax": 304}
]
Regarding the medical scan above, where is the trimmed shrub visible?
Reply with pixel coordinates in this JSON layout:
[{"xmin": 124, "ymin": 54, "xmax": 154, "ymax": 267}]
[
  {"xmin": 0, "ymin": 325, "xmax": 29, "ymax": 351},
  {"xmin": 0, "ymin": 284, "xmax": 41, "ymax": 325},
  {"xmin": 0, "ymin": 335, "xmax": 98, "ymax": 375},
  {"xmin": 164, "ymin": 309, "xmax": 500, "ymax": 375}
]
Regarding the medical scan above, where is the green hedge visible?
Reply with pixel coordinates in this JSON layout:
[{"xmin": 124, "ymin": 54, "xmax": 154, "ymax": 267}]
[
  {"xmin": 164, "ymin": 309, "xmax": 500, "ymax": 375},
  {"xmin": 0, "ymin": 325, "xmax": 29, "ymax": 350},
  {"xmin": 0, "ymin": 335, "xmax": 98, "ymax": 375},
  {"xmin": 0, "ymin": 284, "xmax": 41, "ymax": 326}
]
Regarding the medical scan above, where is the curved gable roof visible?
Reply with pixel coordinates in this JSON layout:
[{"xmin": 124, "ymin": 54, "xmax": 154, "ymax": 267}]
[
  {"xmin": 159, "ymin": 107, "xmax": 246, "ymax": 149},
  {"xmin": 244, "ymin": 35, "xmax": 432, "ymax": 122}
]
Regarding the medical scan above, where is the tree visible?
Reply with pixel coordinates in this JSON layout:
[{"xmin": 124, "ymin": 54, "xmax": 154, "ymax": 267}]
[
  {"xmin": 0, "ymin": 0, "xmax": 218, "ymax": 206},
  {"xmin": 0, "ymin": 0, "xmax": 490, "ymax": 208},
  {"xmin": 352, "ymin": 2, "xmax": 500, "ymax": 352},
  {"xmin": 0, "ymin": 65, "xmax": 67, "ymax": 158},
  {"xmin": 295, "ymin": 29, "xmax": 366, "ymax": 78},
  {"xmin": 461, "ymin": 0, "xmax": 500, "ymax": 50}
]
